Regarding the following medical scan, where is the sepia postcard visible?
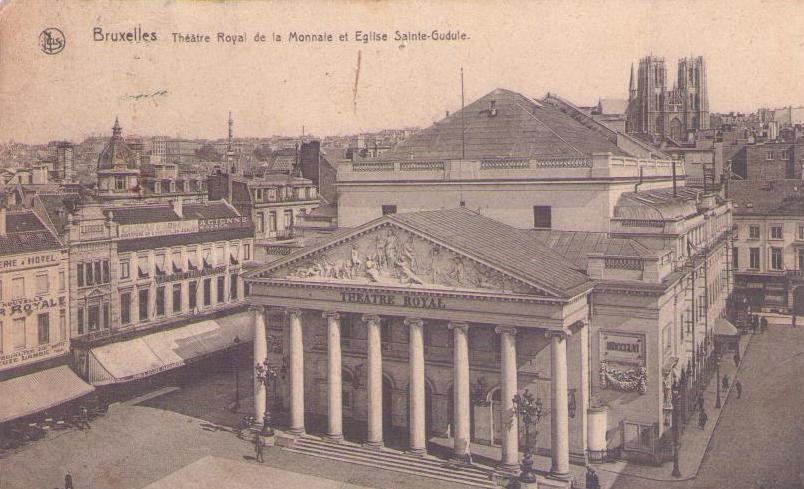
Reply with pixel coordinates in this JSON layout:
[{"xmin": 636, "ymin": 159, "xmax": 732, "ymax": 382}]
[{"xmin": 0, "ymin": 1, "xmax": 802, "ymax": 488}]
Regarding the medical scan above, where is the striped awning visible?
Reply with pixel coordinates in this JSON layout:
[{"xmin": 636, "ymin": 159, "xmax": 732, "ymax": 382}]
[
  {"xmin": 86, "ymin": 310, "xmax": 253, "ymax": 386},
  {"xmin": 0, "ymin": 365, "xmax": 95, "ymax": 423}
]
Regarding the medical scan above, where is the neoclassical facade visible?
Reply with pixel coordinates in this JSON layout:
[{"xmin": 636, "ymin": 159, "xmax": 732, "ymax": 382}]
[{"xmin": 245, "ymin": 208, "xmax": 594, "ymax": 478}]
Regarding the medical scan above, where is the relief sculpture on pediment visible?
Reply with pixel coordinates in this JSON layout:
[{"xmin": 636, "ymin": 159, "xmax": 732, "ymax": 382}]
[{"xmin": 285, "ymin": 227, "xmax": 536, "ymax": 294}]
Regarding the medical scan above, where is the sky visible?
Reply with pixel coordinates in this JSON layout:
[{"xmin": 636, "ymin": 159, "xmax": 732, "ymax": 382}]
[{"xmin": 0, "ymin": 0, "xmax": 802, "ymax": 144}]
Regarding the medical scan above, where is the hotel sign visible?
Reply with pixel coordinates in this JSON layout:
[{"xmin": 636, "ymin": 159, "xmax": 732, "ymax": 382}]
[
  {"xmin": 0, "ymin": 252, "xmax": 61, "ymax": 272},
  {"xmin": 0, "ymin": 295, "xmax": 66, "ymax": 317},
  {"xmin": 0, "ymin": 339, "xmax": 69, "ymax": 369},
  {"xmin": 340, "ymin": 291, "xmax": 446, "ymax": 310},
  {"xmin": 119, "ymin": 220, "xmax": 199, "ymax": 239},
  {"xmin": 600, "ymin": 332, "xmax": 644, "ymax": 365}
]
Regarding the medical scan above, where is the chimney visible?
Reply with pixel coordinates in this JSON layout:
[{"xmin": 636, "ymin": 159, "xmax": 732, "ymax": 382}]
[
  {"xmin": 172, "ymin": 197, "xmax": 183, "ymax": 219},
  {"xmin": 0, "ymin": 208, "xmax": 6, "ymax": 235}
]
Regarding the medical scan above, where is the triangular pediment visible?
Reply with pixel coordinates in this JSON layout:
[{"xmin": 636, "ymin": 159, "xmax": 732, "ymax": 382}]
[{"xmin": 251, "ymin": 220, "xmax": 557, "ymax": 297}]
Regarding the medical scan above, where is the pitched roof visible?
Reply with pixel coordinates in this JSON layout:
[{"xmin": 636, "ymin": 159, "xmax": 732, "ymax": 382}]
[
  {"xmin": 110, "ymin": 201, "xmax": 239, "ymax": 225},
  {"xmin": 378, "ymin": 89, "xmax": 628, "ymax": 161},
  {"xmin": 614, "ymin": 187, "xmax": 706, "ymax": 221},
  {"xmin": 728, "ymin": 180, "xmax": 804, "ymax": 215},
  {"xmin": 529, "ymin": 230, "xmax": 654, "ymax": 269},
  {"xmin": 0, "ymin": 211, "xmax": 62, "ymax": 256},
  {"xmin": 597, "ymin": 99, "xmax": 629, "ymax": 115},
  {"xmin": 387, "ymin": 208, "xmax": 592, "ymax": 297}
]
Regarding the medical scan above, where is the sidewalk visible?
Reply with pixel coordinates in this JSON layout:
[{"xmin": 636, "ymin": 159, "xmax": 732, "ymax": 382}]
[{"xmin": 431, "ymin": 330, "xmax": 756, "ymax": 488}]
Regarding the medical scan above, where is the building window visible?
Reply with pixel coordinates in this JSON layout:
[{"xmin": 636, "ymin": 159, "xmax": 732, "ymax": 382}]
[
  {"xmin": 88, "ymin": 305, "xmax": 100, "ymax": 331},
  {"xmin": 771, "ymin": 247, "xmax": 783, "ymax": 270},
  {"xmin": 172, "ymin": 251, "xmax": 183, "ymax": 273},
  {"xmin": 37, "ymin": 313, "xmax": 49, "ymax": 345},
  {"xmin": 11, "ymin": 277, "xmax": 24, "ymax": 298},
  {"xmin": 257, "ymin": 213, "xmax": 265, "ymax": 233},
  {"xmin": 36, "ymin": 273, "xmax": 49, "ymax": 295},
  {"xmin": 172, "ymin": 284, "xmax": 182, "ymax": 313},
  {"xmin": 382, "ymin": 205, "xmax": 397, "ymax": 216},
  {"xmin": 770, "ymin": 225, "xmax": 783, "ymax": 240},
  {"xmin": 749, "ymin": 225, "xmax": 760, "ymax": 239},
  {"xmin": 203, "ymin": 278, "xmax": 212, "ymax": 306},
  {"xmin": 533, "ymin": 206, "xmax": 552, "ymax": 229},
  {"xmin": 77, "ymin": 308, "xmax": 84, "ymax": 335},
  {"xmin": 13, "ymin": 317, "xmax": 25, "ymax": 350},
  {"xmin": 766, "ymin": 151, "xmax": 774, "ymax": 160},
  {"xmin": 781, "ymin": 150, "xmax": 789, "ymax": 160},
  {"xmin": 230, "ymin": 273, "xmax": 238, "ymax": 300},
  {"xmin": 156, "ymin": 286, "xmax": 165, "ymax": 316},
  {"xmin": 749, "ymin": 247, "xmax": 760, "ymax": 269},
  {"xmin": 139, "ymin": 289, "xmax": 149, "ymax": 321},
  {"xmin": 189, "ymin": 281, "xmax": 198, "ymax": 309},
  {"xmin": 59, "ymin": 309, "xmax": 66, "ymax": 340},
  {"xmin": 243, "ymin": 244, "xmax": 251, "ymax": 261},
  {"xmin": 799, "ymin": 249, "xmax": 804, "ymax": 271},
  {"xmin": 94, "ymin": 262, "xmax": 102, "ymax": 284},
  {"xmin": 120, "ymin": 260, "xmax": 130, "ymax": 279},
  {"xmin": 138, "ymin": 257, "xmax": 150, "ymax": 279},
  {"xmin": 120, "ymin": 292, "xmax": 131, "ymax": 325},
  {"xmin": 115, "ymin": 176, "xmax": 125, "ymax": 191},
  {"xmin": 268, "ymin": 212, "xmax": 277, "ymax": 232},
  {"xmin": 215, "ymin": 246, "xmax": 225, "ymax": 266},
  {"xmin": 59, "ymin": 270, "xmax": 66, "ymax": 291},
  {"xmin": 255, "ymin": 188, "xmax": 264, "ymax": 201},
  {"xmin": 217, "ymin": 276, "xmax": 225, "ymax": 303},
  {"xmin": 799, "ymin": 225, "xmax": 804, "ymax": 240},
  {"xmin": 283, "ymin": 210, "xmax": 293, "ymax": 229},
  {"xmin": 732, "ymin": 247, "xmax": 739, "ymax": 269}
]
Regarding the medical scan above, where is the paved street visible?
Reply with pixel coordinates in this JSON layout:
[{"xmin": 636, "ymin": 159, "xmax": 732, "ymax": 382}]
[{"xmin": 608, "ymin": 319, "xmax": 804, "ymax": 489}]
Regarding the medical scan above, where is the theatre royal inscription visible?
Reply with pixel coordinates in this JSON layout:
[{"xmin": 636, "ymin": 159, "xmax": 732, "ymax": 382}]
[{"xmin": 340, "ymin": 291, "xmax": 446, "ymax": 310}]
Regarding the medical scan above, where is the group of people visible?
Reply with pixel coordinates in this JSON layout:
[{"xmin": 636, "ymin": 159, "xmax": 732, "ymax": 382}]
[{"xmin": 746, "ymin": 313, "xmax": 769, "ymax": 333}]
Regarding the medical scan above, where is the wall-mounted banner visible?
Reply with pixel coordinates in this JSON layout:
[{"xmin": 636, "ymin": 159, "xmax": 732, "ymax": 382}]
[
  {"xmin": 119, "ymin": 220, "xmax": 199, "ymax": 239},
  {"xmin": 0, "ymin": 295, "xmax": 66, "ymax": 317},
  {"xmin": 198, "ymin": 216, "xmax": 251, "ymax": 231},
  {"xmin": 0, "ymin": 339, "xmax": 69, "ymax": 370},
  {"xmin": 0, "ymin": 252, "xmax": 62, "ymax": 273}
]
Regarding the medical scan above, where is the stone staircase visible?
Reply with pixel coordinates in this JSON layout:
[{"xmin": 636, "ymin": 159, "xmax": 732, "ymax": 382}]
[{"xmin": 279, "ymin": 435, "xmax": 499, "ymax": 488}]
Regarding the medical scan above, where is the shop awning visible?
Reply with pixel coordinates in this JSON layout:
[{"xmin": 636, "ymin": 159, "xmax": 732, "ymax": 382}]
[
  {"xmin": 86, "ymin": 310, "xmax": 254, "ymax": 386},
  {"xmin": 0, "ymin": 365, "xmax": 95, "ymax": 423},
  {"xmin": 715, "ymin": 317, "xmax": 740, "ymax": 337}
]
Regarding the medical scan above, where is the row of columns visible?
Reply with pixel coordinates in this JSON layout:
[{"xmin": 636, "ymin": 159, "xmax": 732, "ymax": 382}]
[{"xmin": 253, "ymin": 306, "xmax": 571, "ymax": 479}]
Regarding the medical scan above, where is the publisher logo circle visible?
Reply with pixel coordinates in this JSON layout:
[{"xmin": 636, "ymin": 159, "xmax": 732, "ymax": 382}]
[{"xmin": 39, "ymin": 28, "xmax": 66, "ymax": 55}]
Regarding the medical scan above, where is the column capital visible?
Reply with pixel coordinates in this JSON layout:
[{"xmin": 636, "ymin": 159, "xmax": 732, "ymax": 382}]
[
  {"xmin": 545, "ymin": 330, "xmax": 569, "ymax": 340},
  {"xmin": 495, "ymin": 325, "xmax": 517, "ymax": 336},
  {"xmin": 448, "ymin": 321, "xmax": 469, "ymax": 332},
  {"xmin": 322, "ymin": 311, "xmax": 340, "ymax": 320},
  {"xmin": 362, "ymin": 314, "xmax": 381, "ymax": 325},
  {"xmin": 286, "ymin": 308, "xmax": 302, "ymax": 319},
  {"xmin": 249, "ymin": 304, "xmax": 266, "ymax": 314},
  {"xmin": 404, "ymin": 317, "xmax": 424, "ymax": 328}
]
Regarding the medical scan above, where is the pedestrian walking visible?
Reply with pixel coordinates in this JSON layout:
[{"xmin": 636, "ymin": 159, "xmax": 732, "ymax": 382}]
[
  {"xmin": 64, "ymin": 472, "xmax": 74, "ymax": 489},
  {"xmin": 254, "ymin": 433, "xmax": 264, "ymax": 463},
  {"xmin": 722, "ymin": 375, "xmax": 730, "ymax": 391},
  {"xmin": 793, "ymin": 314, "xmax": 797, "ymax": 329},
  {"xmin": 80, "ymin": 407, "xmax": 91, "ymax": 430},
  {"xmin": 760, "ymin": 316, "xmax": 768, "ymax": 333},
  {"xmin": 585, "ymin": 467, "xmax": 601, "ymax": 489},
  {"xmin": 735, "ymin": 380, "xmax": 742, "ymax": 399},
  {"xmin": 697, "ymin": 395, "xmax": 705, "ymax": 412},
  {"xmin": 698, "ymin": 409, "xmax": 708, "ymax": 430},
  {"xmin": 734, "ymin": 351, "xmax": 741, "ymax": 368}
]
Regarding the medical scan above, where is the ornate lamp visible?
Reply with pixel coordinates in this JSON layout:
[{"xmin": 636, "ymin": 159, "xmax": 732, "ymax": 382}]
[
  {"xmin": 255, "ymin": 360, "xmax": 278, "ymax": 436},
  {"xmin": 512, "ymin": 389, "xmax": 543, "ymax": 483}
]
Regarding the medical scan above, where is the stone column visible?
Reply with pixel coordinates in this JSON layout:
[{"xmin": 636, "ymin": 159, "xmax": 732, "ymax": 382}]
[
  {"xmin": 324, "ymin": 311, "xmax": 343, "ymax": 442},
  {"xmin": 448, "ymin": 322, "xmax": 471, "ymax": 460},
  {"xmin": 547, "ymin": 330, "xmax": 571, "ymax": 480},
  {"xmin": 496, "ymin": 326, "xmax": 519, "ymax": 473},
  {"xmin": 406, "ymin": 317, "xmax": 426, "ymax": 455},
  {"xmin": 288, "ymin": 308, "xmax": 305, "ymax": 435},
  {"xmin": 252, "ymin": 305, "xmax": 267, "ymax": 425},
  {"xmin": 364, "ymin": 314, "xmax": 384, "ymax": 448}
]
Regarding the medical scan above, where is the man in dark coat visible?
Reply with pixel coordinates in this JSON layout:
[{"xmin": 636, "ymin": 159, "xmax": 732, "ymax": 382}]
[
  {"xmin": 734, "ymin": 351, "xmax": 741, "ymax": 368},
  {"xmin": 760, "ymin": 316, "xmax": 768, "ymax": 333},
  {"xmin": 699, "ymin": 409, "xmax": 708, "ymax": 430},
  {"xmin": 735, "ymin": 380, "xmax": 742, "ymax": 399},
  {"xmin": 65, "ymin": 473, "xmax": 74, "ymax": 489},
  {"xmin": 585, "ymin": 467, "xmax": 601, "ymax": 489}
]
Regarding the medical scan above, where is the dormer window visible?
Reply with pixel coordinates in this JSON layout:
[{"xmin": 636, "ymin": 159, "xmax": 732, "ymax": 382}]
[{"xmin": 154, "ymin": 181, "xmax": 162, "ymax": 193}]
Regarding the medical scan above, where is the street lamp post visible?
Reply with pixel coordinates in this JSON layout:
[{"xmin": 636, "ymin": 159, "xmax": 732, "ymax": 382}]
[
  {"xmin": 715, "ymin": 351, "xmax": 722, "ymax": 409},
  {"xmin": 232, "ymin": 336, "xmax": 241, "ymax": 412},
  {"xmin": 671, "ymin": 380, "xmax": 682, "ymax": 478},
  {"xmin": 255, "ymin": 360, "xmax": 277, "ymax": 436},
  {"xmin": 512, "ymin": 389, "xmax": 543, "ymax": 484}
]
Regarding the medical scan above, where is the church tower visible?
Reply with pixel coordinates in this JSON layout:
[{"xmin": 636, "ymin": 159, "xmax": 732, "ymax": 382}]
[
  {"xmin": 96, "ymin": 117, "xmax": 141, "ymax": 201},
  {"xmin": 676, "ymin": 56, "xmax": 709, "ymax": 133}
]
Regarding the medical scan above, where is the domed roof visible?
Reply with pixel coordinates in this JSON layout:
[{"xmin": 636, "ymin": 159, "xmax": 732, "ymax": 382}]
[{"xmin": 97, "ymin": 118, "xmax": 139, "ymax": 171}]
